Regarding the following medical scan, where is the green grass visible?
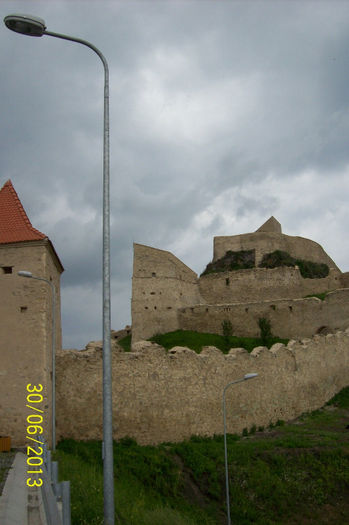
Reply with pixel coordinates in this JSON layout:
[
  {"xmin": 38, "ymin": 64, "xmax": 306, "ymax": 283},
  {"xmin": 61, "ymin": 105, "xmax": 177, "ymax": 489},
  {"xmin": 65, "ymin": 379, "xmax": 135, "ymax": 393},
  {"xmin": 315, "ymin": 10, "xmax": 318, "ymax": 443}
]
[
  {"xmin": 149, "ymin": 329, "xmax": 289, "ymax": 353},
  {"xmin": 119, "ymin": 329, "xmax": 289, "ymax": 354},
  {"xmin": 304, "ymin": 291, "xmax": 330, "ymax": 301},
  {"xmin": 326, "ymin": 385, "xmax": 349, "ymax": 408},
  {"xmin": 55, "ymin": 438, "xmax": 216, "ymax": 525},
  {"xmin": 118, "ymin": 334, "xmax": 131, "ymax": 351},
  {"xmin": 54, "ymin": 386, "xmax": 349, "ymax": 524}
]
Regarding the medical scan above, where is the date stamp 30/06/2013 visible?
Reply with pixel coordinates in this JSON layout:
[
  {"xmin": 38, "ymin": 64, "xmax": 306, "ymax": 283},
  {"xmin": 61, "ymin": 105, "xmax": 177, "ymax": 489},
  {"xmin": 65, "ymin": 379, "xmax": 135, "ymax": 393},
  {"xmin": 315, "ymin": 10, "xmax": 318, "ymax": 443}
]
[{"xmin": 26, "ymin": 383, "xmax": 44, "ymax": 488}]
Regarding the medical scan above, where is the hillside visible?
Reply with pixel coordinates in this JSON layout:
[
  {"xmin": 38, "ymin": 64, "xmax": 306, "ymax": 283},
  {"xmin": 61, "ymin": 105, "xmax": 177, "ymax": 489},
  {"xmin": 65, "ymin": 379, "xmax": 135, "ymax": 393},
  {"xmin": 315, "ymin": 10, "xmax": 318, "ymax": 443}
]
[{"xmin": 54, "ymin": 386, "xmax": 349, "ymax": 524}]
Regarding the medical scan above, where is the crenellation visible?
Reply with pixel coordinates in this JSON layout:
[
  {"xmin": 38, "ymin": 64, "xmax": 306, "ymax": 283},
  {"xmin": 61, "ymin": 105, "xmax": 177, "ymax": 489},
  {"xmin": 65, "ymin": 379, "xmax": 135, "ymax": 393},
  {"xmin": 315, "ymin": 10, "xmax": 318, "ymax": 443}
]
[
  {"xmin": 55, "ymin": 327, "xmax": 349, "ymax": 444},
  {"xmin": 250, "ymin": 346, "xmax": 267, "ymax": 357}
]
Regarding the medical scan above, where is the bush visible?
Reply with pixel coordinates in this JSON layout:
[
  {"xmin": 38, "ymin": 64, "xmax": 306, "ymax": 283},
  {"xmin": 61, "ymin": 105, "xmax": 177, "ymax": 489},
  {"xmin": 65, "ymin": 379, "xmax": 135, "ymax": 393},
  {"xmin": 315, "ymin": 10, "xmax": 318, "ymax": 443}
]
[
  {"xmin": 201, "ymin": 249, "xmax": 255, "ymax": 276},
  {"xmin": 221, "ymin": 320, "xmax": 233, "ymax": 350},
  {"xmin": 259, "ymin": 250, "xmax": 295, "ymax": 269},
  {"xmin": 258, "ymin": 318, "xmax": 272, "ymax": 345},
  {"xmin": 258, "ymin": 250, "xmax": 329, "ymax": 279}
]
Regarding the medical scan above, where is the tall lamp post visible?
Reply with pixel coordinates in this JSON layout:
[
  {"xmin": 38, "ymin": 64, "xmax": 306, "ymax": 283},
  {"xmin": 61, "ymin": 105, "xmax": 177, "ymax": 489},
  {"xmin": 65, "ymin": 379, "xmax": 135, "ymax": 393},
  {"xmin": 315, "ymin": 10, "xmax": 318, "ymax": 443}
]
[
  {"xmin": 5, "ymin": 14, "xmax": 114, "ymax": 524},
  {"xmin": 18, "ymin": 270, "xmax": 56, "ymax": 450},
  {"xmin": 223, "ymin": 373, "xmax": 258, "ymax": 525}
]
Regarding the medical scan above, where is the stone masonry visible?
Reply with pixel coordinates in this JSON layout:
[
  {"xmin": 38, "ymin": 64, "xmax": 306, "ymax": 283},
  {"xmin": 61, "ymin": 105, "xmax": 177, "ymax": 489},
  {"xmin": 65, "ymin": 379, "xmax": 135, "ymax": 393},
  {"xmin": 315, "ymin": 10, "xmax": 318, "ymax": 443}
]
[
  {"xmin": 131, "ymin": 216, "xmax": 349, "ymax": 343},
  {"xmin": 55, "ymin": 328, "xmax": 349, "ymax": 445},
  {"xmin": 0, "ymin": 180, "xmax": 63, "ymax": 447}
]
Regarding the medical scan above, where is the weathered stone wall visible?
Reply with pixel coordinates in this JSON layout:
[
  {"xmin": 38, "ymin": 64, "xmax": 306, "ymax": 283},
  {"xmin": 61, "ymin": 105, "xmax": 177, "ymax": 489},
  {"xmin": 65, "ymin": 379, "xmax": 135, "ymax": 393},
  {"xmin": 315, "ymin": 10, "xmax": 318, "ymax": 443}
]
[
  {"xmin": 199, "ymin": 266, "xmax": 341, "ymax": 304},
  {"xmin": 178, "ymin": 289, "xmax": 349, "ymax": 339},
  {"xmin": 132, "ymin": 243, "xmax": 201, "ymax": 342},
  {"xmin": 340, "ymin": 272, "xmax": 349, "ymax": 288},
  {"xmin": 131, "ymin": 227, "xmax": 344, "ymax": 342},
  {"xmin": 0, "ymin": 241, "xmax": 62, "ymax": 446},
  {"xmin": 56, "ymin": 328, "xmax": 349, "ymax": 445},
  {"xmin": 213, "ymin": 231, "xmax": 339, "ymax": 269}
]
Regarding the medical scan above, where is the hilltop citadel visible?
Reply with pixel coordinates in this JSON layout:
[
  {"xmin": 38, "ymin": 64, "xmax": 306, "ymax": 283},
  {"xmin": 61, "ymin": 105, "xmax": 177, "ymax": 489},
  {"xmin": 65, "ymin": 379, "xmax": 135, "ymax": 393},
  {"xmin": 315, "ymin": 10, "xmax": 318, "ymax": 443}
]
[{"xmin": 132, "ymin": 216, "xmax": 349, "ymax": 343}]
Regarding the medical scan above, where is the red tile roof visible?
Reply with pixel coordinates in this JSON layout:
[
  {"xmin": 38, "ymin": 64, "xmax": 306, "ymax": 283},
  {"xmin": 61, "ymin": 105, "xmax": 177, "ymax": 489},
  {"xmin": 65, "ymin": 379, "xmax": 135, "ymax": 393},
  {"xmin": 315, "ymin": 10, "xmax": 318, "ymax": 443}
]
[{"xmin": 0, "ymin": 179, "xmax": 47, "ymax": 244}]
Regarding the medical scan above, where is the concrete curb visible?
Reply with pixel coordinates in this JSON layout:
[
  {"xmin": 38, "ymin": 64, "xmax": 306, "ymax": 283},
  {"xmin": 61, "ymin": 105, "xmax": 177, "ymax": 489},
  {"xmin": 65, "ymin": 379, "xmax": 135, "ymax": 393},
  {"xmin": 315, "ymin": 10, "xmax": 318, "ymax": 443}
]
[{"xmin": 0, "ymin": 452, "xmax": 28, "ymax": 525}]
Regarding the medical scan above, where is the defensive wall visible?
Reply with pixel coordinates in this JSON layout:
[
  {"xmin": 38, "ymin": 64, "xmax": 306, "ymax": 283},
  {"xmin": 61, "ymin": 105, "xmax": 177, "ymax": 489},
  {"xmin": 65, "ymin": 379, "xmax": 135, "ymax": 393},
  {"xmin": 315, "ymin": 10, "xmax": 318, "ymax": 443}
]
[
  {"xmin": 198, "ymin": 266, "xmax": 341, "ymax": 304},
  {"xmin": 179, "ymin": 288, "xmax": 349, "ymax": 339},
  {"xmin": 55, "ymin": 328, "xmax": 349, "ymax": 445}
]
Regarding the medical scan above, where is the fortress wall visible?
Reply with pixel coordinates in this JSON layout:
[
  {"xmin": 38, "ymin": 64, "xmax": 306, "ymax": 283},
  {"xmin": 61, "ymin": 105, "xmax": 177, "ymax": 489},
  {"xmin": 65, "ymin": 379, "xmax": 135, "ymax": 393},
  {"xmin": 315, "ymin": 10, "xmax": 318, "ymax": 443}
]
[
  {"xmin": 56, "ymin": 329, "xmax": 349, "ymax": 445},
  {"xmin": 131, "ymin": 244, "xmax": 201, "ymax": 342},
  {"xmin": 178, "ymin": 289, "xmax": 349, "ymax": 339},
  {"xmin": 340, "ymin": 272, "xmax": 349, "ymax": 288},
  {"xmin": 213, "ymin": 232, "xmax": 339, "ymax": 269},
  {"xmin": 199, "ymin": 266, "xmax": 340, "ymax": 304}
]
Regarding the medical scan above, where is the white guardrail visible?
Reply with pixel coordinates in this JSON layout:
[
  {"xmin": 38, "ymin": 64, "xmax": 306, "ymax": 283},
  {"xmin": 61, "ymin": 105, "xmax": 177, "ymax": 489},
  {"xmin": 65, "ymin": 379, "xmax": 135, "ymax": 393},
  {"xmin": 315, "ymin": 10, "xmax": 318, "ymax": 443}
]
[{"xmin": 35, "ymin": 436, "xmax": 71, "ymax": 525}]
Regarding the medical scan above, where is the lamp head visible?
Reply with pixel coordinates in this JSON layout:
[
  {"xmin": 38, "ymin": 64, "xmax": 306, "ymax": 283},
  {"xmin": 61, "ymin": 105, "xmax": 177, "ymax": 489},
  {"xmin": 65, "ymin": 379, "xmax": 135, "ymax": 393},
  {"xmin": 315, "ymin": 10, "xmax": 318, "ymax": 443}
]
[
  {"xmin": 18, "ymin": 271, "xmax": 33, "ymax": 278},
  {"xmin": 4, "ymin": 14, "xmax": 46, "ymax": 37},
  {"xmin": 244, "ymin": 373, "xmax": 258, "ymax": 380}
]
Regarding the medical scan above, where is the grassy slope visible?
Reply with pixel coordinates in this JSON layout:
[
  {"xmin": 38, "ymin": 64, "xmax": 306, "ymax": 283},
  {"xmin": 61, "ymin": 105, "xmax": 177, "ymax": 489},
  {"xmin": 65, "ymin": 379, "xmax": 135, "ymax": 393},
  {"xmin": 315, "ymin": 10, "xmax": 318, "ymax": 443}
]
[{"xmin": 54, "ymin": 387, "xmax": 349, "ymax": 525}]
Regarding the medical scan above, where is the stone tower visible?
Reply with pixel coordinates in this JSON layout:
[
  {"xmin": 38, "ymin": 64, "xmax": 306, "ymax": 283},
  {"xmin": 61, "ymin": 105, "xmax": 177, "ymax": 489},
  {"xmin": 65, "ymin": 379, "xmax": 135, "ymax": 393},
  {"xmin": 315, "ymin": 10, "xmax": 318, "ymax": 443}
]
[{"xmin": 0, "ymin": 180, "xmax": 63, "ymax": 446}]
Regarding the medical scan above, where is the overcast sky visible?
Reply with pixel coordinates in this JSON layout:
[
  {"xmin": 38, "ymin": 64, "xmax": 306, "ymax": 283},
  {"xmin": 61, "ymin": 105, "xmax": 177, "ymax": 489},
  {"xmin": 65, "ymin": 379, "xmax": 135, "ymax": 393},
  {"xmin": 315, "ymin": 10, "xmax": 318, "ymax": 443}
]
[{"xmin": 1, "ymin": 0, "xmax": 349, "ymax": 349}]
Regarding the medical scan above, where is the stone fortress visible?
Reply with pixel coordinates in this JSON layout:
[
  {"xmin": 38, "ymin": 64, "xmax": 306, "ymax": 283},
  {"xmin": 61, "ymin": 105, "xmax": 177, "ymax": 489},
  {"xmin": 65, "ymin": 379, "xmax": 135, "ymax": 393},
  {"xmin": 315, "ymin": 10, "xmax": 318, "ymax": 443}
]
[
  {"xmin": 1, "ymin": 181, "xmax": 349, "ymax": 447},
  {"xmin": 131, "ymin": 216, "xmax": 349, "ymax": 343}
]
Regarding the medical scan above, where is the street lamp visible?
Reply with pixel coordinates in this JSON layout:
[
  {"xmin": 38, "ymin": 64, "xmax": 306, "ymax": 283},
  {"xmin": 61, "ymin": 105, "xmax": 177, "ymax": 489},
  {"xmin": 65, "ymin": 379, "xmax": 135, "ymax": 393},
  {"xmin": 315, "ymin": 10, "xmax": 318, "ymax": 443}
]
[
  {"xmin": 18, "ymin": 271, "xmax": 56, "ymax": 450},
  {"xmin": 223, "ymin": 373, "xmax": 258, "ymax": 525},
  {"xmin": 6, "ymin": 14, "xmax": 115, "ymax": 524}
]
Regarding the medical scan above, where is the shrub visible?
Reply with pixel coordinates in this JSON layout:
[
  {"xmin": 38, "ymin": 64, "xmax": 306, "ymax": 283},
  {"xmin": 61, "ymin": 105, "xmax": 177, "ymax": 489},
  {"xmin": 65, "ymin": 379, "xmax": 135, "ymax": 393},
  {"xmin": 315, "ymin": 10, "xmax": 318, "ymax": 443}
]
[
  {"xmin": 221, "ymin": 320, "xmax": 233, "ymax": 350},
  {"xmin": 259, "ymin": 250, "xmax": 294, "ymax": 269},
  {"xmin": 258, "ymin": 318, "xmax": 272, "ymax": 345},
  {"xmin": 258, "ymin": 250, "xmax": 329, "ymax": 279},
  {"xmin": 201, "ymin": 249, "xmax": 255, "ymax": 276}
]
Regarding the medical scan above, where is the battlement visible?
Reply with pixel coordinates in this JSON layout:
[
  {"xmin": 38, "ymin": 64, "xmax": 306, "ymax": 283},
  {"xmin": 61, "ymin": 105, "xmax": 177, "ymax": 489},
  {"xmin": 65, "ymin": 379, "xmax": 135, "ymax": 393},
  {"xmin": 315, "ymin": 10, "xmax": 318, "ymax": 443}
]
[{"xmin": 56, "ymin": 327, "xmax": 349, "ymax": 445}]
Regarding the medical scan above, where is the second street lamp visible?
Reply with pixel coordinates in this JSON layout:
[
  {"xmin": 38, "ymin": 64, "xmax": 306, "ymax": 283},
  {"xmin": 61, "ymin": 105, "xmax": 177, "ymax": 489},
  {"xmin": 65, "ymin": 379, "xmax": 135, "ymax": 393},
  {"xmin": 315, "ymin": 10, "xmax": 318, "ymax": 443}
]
[
  {"xmin": 223, "ymin": 373, "xmax": 258, "ymax": 525},
  {"xmin": 6, "ymin": 13, "xmax": 115, "ymax": 524}
]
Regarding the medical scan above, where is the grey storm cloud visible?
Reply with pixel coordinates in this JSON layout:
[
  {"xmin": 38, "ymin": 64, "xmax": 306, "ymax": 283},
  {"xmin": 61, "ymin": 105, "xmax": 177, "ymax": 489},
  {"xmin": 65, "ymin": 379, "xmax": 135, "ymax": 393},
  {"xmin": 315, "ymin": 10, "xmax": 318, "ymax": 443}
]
[{"xmin": 1, "ymin": 0, "xmax": 349, "ymax": 348}]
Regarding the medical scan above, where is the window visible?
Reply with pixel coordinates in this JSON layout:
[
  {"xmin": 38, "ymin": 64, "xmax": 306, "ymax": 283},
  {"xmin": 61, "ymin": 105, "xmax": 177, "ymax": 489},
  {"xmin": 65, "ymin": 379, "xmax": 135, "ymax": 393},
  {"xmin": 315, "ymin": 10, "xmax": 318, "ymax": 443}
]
[
  {"xmin": 20, "ymin": 306, "xmax": 28, "ymax": 313},
  {"xmin": 1, "ymin": 266, "xmax": 13, "ymax": 274}
]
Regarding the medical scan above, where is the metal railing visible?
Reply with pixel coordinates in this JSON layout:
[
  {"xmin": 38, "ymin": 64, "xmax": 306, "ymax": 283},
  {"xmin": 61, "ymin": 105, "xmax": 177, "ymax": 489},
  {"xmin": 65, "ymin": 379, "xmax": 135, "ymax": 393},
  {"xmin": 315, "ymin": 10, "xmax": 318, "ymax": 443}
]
[{"xmin": 36, "ymin": 436, "xmax": 71, "ymax": 525}]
